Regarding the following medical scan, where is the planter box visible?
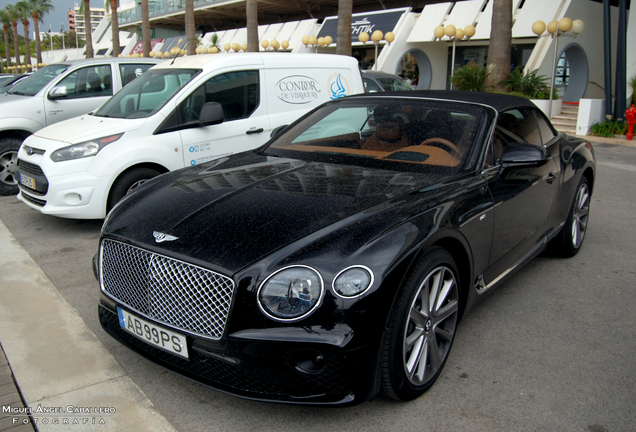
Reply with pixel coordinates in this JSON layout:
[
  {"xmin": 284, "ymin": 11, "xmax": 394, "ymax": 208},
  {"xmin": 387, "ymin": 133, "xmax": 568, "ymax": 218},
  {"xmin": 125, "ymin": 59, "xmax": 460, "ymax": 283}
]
[
  {"xmin": 530, "ymin": 98, "xmax": 562, "ymax": 118},
  {"xmin": 576, "ymin": 99, "xmax": 605, "ymax": 136}
]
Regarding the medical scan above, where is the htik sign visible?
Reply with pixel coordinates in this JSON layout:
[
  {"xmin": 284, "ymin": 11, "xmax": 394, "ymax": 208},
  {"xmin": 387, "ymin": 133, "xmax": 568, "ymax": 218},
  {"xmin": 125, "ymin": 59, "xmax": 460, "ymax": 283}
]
[{"xmin": 317, "ymin": 7, "xmax": 409, "ymax": 44}]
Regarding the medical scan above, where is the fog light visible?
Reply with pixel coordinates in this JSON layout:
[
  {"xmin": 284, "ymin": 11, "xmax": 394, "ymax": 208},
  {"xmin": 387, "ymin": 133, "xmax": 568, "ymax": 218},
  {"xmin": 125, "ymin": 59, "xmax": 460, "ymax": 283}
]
[
  {"xmin": 291, "ymin": 349, "xmax": 326, "ymax": 374},
  {"xmin": 62, "ymin": 192, "xmax": 82, "ymax": 205}
]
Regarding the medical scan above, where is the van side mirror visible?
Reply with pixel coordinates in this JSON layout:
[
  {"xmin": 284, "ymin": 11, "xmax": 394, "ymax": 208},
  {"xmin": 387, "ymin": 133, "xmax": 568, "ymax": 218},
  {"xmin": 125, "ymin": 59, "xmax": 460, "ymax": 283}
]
[
  {"xmin": 499, "ymin": 142, "xmax": 549, "ymax": 177},
  {"xmin": 199, "ymin": 102, "xmax": 224, "ymax": 126},
  {"xmin": 48, "ymin": 85, "xmax": 68, "ymax": 100}
]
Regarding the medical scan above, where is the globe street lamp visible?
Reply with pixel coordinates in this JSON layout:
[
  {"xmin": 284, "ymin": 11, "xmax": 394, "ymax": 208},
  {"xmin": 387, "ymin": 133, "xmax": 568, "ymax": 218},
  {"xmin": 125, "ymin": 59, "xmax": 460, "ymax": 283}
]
[
  {"xmin": 358, "ymin": 30, "xmax": 395, "ymax": 70},
  {"xmin": 302, "ymin": 35, "xmax": 332, "ymax": 53},
  {"xmin": 532, "ymin": 17, "xmax": 585, "ymax": 117},
  {"xmin": 433, "ymin": 24, "xmax": 476, "ymax": 90}
]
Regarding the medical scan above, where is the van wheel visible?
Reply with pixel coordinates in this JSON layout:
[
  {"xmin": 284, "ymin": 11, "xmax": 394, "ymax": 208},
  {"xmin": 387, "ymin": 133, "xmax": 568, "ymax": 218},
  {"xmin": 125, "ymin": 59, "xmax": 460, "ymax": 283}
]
[
  {"xmin": 0, "ymin": 138, "xmax": 22, "ymax": 196},
  {"xmin": 107, "ymin": 167, "xmax": 161, "ymax": 212}
]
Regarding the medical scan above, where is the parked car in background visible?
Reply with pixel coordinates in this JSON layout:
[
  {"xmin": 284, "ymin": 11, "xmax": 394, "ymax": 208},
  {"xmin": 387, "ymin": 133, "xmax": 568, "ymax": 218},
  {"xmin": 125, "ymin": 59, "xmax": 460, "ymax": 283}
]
[
  {"xmin": 95, "ymin": 91, "xmax": 595, "ymax": 406},
  {"xmin": 0, "ymin": 57, "xmax": 163, "ymax": 196},
  {"xmin": 362, "ymin": 70, "xmax": 414, "ymax": 92},
  {"xmin": 0, "ymin": 74, "xmax": 28, "ymax": 93},
  {"xmin": 15, "ymin": 53, "xmax": 364, "ymax": 218}
]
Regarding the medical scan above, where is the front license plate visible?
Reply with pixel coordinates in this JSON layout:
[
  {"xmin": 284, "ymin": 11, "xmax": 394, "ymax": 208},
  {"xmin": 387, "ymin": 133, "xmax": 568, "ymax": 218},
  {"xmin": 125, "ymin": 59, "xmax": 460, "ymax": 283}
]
[
  {"xmin": 117, "ymin": 307, "xmax": 189, "ymax": 360},
  {"xmin": 18, "ymin": 172, "xmax": 36, "ymax": 189}
]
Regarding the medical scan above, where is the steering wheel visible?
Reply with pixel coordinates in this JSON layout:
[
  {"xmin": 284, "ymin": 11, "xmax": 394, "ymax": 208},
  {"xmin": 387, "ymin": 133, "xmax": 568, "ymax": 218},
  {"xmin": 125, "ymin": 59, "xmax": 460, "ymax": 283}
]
[{"xmin": 420, "ymin": 137, "xmax": 461, "ymax": 158}]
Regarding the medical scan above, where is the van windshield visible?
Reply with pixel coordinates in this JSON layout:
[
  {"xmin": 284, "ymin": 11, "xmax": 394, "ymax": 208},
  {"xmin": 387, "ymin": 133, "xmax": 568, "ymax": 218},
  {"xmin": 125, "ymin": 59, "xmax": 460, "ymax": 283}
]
[
  {"xmin": 93, "ymin": 68, "xmax": 199, "ymax": 119},
  {"xmin": 8, "ymin": 64, "xmax": 69, "ymax": 96}
]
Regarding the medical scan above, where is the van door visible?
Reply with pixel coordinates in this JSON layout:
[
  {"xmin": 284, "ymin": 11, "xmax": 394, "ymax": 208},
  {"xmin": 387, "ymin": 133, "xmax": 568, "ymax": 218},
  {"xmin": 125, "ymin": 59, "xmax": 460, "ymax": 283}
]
[
  {"xmin": 178, "ymin": 70, "xmax": 270, "ymax": 166},
  {"xmin": 43, "ymin": 64, "xmax": 114, "ymax": 125}
]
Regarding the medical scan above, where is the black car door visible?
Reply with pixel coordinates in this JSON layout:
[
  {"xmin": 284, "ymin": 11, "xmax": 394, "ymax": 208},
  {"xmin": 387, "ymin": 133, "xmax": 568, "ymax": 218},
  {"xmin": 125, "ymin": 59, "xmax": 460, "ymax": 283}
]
[{"xmin": 481, "ymin": 108, "xmax": 560, "ymax": 287}]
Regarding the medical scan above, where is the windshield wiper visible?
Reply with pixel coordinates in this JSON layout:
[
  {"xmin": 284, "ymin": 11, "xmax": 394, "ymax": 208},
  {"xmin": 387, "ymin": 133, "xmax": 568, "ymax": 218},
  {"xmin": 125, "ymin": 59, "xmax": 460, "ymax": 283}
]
[{"xmin": 8, "ymin": 91, "xmax": 27, "ymax": 95}]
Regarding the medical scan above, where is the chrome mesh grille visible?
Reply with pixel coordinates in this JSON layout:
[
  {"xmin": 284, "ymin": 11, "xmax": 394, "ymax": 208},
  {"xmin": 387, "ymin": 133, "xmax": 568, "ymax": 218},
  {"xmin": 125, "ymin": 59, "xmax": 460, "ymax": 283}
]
[{"xmin": 100, "ymin": 239, "xmax": 235, "ymax": 340}]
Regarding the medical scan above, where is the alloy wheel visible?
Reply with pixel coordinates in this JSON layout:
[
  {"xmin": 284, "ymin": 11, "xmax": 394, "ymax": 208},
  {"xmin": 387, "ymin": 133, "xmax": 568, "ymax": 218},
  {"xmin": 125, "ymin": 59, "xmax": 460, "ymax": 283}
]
[{"xmin": 402, "ymin": 265, "xmax": 458, "ymax": 386}]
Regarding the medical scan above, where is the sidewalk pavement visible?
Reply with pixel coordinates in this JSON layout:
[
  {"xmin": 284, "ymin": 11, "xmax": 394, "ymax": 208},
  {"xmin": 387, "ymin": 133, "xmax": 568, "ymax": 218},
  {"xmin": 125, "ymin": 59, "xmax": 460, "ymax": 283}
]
[
  {"xmin": 0, "ymin": 132, "xmax": 632, "ymax": 432},
  {"xmin": 0, "ymin": 220, "xmax": 177, "ymax": 432}
]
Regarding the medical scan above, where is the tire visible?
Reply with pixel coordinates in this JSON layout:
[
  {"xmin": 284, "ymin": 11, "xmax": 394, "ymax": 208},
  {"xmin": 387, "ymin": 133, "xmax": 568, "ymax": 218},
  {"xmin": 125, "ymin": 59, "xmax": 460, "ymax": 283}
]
[
  {"xmin": 550, "ymin": 177, "xmax": 590, "ymax": 258},
  {"xmin": 107, "ymin": 167, "xmax": 161, "ymax": 213},
  {"xmin": 0, "ymin": 137, "xmax": 22, "ymax": 196},
  {"xmin": 381, "ymin": 247, "xmax": 460, "ymax": 401}
]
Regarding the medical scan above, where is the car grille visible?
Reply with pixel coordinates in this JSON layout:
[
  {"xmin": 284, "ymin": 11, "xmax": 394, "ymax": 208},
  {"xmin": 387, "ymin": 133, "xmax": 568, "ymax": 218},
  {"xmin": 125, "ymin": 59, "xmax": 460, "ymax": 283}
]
[
  {"xmin": 17, "ymin": 159, "xmax": 44, "ymax": 176},
  {"xmin": 100, "ymin": 239, "xmax": 235, "ymax": 340},
  {"xmin": 19, "ymin": 191, "xmax": 46, "ymax": 207}
]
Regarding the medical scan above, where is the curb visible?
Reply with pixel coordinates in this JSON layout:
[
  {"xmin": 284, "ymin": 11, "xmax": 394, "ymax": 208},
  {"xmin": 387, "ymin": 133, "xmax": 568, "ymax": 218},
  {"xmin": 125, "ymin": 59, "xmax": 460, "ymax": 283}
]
[{"xmin": 0, "ymin": 220, "xmax": 177, "ymax": 432}]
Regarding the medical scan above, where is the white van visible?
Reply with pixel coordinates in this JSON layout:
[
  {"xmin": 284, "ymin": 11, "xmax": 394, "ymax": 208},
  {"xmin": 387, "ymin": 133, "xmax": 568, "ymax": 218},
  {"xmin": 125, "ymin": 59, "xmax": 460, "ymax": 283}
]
[{"xmin": 15, "ymin": 53, "xmax": 363, "ymax": 219}]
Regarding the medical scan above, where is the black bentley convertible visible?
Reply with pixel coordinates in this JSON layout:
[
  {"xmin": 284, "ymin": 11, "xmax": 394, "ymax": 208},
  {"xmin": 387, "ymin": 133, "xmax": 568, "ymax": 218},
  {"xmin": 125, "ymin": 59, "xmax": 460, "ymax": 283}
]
[{"xmin": 95, "ymin": 91, "xmax": 595, "ymax": 405}]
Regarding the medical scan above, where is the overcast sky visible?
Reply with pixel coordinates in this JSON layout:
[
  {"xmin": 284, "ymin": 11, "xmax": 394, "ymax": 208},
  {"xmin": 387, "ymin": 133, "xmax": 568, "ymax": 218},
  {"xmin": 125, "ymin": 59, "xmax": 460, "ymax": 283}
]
[{"xmin": 0, "ymin": 0, "xmax": 98, "ymax": 34}]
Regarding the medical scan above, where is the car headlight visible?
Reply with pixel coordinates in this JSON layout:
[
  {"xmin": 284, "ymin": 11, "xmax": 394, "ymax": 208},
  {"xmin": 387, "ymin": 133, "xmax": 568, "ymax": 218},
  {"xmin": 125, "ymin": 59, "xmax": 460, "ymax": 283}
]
[
  {"xmin": 333, "ymin": 266, "xmax": 374, "ymax": 298},
  {"xmin": 50, "ymin": 133, "xmax": 123, "ymax": 162},
  {"xmin": 258, "ymin": 266, "xmax": 324, "ymax": 322}
]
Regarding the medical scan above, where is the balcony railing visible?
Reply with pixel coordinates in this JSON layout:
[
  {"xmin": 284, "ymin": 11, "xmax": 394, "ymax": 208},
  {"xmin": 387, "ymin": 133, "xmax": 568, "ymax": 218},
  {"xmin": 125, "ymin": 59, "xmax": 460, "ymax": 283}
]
[{"xmin": 118, "ymin": 0, "xmax": 225, "ymax": 25}]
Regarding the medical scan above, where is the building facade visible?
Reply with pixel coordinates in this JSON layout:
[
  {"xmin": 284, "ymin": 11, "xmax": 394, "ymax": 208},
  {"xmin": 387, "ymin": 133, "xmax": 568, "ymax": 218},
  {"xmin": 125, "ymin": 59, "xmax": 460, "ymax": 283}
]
[{"xmin": 68, "ymin": 7, "xmax": 106, "ymax": 42}]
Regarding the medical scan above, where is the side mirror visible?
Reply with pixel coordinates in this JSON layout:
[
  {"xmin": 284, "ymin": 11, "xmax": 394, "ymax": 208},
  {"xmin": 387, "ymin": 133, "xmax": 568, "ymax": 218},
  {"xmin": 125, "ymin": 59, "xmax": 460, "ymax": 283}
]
[
  {"xmin": 270, "ymin": 124, "xmax": 289, "ymax": 139},
  {"xmin": 499, "ymin": 142, "xmax": 549, "ymax": 176},
  {"xmin": 48, "ymin": 85, "xmax": 68, "ymax": 100},
  {"xmin": 199, "ymin": 102, "xmax": 224, "ymax": 126}
]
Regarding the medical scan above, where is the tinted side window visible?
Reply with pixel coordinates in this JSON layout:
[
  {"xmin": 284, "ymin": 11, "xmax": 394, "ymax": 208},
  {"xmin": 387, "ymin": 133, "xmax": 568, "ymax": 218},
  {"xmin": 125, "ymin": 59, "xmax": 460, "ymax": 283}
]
[
  {"xmin": 364, "ymin": 78, "xmax": 380, "ymax": 92},
  {"xmin": 496, "ymin": 108, "xmax": 542, "ymax": 146},
  {"xmin": 534, "ymin": 109, "xmax": 557, "ymax": 144},
  {"xmin": 56, "ymin": 65, "xmax": 113, "ymax": 99},
  {"xmin": 178, "ymin": 71, "xmax": 260, "ymax": 124},
  {"xmin": 119, "ymin": 64, "xmax": 154, "ymax": 87}
]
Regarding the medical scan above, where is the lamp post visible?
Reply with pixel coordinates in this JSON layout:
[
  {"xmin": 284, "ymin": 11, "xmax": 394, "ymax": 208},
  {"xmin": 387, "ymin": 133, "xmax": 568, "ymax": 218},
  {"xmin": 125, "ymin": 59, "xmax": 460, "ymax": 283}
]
[
  {"xmin": 433, "ymin": 24, "xmax": 476, "ymax": 90},
  {"xmin": 532, "ymin": 17, "xmax": 585, "ymax": 118},
  {"xmin": 357, "ymin": 31, "xmax": 394, "ymax": 70}
]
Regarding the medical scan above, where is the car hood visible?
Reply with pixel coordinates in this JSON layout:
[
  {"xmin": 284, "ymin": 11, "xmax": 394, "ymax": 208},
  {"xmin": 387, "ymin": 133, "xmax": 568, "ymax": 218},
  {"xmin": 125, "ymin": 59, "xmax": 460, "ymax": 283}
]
[
  {"xmin": 33, "ymin": 115, "xmax": 147, "ymax": 145},
  {"xmin": 103, "ymin": 152, "xmax": 446, "ymax": 275}
]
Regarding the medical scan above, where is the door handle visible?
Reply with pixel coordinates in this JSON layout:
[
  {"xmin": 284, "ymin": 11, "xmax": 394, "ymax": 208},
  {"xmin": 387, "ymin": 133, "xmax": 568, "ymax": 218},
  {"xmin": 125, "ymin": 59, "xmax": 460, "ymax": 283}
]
[
  {"xmin": 547, "ymin": 172, "xmax": 557, "ymax": 184},
  {"xmin": 246, "ymin": 127, "xmax": 264, "ymax": 135}
]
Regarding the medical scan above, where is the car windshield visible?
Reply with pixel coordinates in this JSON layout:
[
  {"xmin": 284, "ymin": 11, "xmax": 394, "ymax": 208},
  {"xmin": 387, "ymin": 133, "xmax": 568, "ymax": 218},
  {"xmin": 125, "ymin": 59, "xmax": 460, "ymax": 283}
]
[
  {"xmin": 8, "ymin": 64, "xmax": 69, "ymax": 96},
  {"xmin": 377, "ymin": 77, "xmax": 414, "ymax": 91},
  {"xmin": 263, "ymin": 98, "xmax": 487, "ymax": 173},
  {"xmin": 93, "ymin": 68, "xmax": 199, "ymax": 119}
]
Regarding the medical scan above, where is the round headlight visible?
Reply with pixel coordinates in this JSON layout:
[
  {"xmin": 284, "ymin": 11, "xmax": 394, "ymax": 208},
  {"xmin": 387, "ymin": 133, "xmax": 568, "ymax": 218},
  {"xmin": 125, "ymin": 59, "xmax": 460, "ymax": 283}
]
[
  {"xmin": 258, "ymin": 266, "xmax": 324, "ymax": 322},
  {"xmin": 333, "ymin": 266, "xmax": 374, "ymax": 298}
]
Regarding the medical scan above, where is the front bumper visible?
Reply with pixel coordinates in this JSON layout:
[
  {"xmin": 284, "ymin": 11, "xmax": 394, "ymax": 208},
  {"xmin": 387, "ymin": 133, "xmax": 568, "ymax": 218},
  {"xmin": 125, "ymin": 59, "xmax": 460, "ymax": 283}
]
[
  {"xmin": 17, "ymin": 158, "xmax": 109, "ymax": 219},
  {"xmin": 98, "ymin": 299, "xmax": 379, "ymax": 405}
]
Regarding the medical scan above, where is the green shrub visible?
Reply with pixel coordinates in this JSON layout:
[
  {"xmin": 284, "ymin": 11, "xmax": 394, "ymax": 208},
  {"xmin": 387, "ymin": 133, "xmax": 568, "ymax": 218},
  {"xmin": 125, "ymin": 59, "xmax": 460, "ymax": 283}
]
[
  {"xmin": 588, "ymin": 116, "xmax": 627, "ymax": 137},
  {"xmin": 501, "ymin": 68, "xmax": 555, "ymax": 99},
  {"xmin": 450, "ymin": 63, "xmax": 489, "ymax": 92}
]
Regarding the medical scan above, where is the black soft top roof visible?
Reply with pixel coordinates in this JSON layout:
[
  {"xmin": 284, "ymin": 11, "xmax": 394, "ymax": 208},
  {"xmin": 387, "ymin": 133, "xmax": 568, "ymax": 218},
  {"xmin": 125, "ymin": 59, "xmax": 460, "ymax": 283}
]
[{"xmin": 351, "ymin": 90, "xmax": 537, "ymax": 113}]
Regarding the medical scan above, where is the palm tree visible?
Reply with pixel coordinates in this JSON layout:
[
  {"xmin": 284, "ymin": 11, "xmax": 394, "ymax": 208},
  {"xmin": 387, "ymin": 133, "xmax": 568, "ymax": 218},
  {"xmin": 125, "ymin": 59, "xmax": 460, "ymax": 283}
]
[
  {"xmin": 185, "ymin": 0, "xmax": 195, "ymax": 55},
  {"xmin": 141, "ymin": 0, "xmax": 150, "ymax": 56},
  {"xmin": 0, "ymin": 8, "xmax": 12, "ymax": 67},
  {"xmin": 246, "ymin": 0, "xmax": 258, "ymax": 52},
  {"xmin": 6, "ymin": 3, "xmax": 21, "ymax": 65},
  {"xmin": 79, "ymin": 0, "xmax": 93, "ymax": 58},
  {"xmin": 336, "ymin": 0, "xmax": 352, "ymax": 56},
  {"xmin": 26, "ymin": 0, "xmax": 54, "ymax": 65},
  {"xmin": 483, "ymin": 0, "xmax": 512, "ymax": 91},
  {"xmin": 16, "ymin": 1, "xmax": 32, "ymax": 67},
  {"xmin": 105, "ymin": 0, "xmax": 120, "ymax": 56}
]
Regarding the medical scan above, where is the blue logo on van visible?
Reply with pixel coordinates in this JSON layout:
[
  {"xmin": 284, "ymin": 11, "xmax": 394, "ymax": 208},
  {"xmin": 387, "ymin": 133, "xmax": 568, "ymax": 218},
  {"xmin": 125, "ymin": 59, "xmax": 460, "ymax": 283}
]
[
  {"xmin": 329, "ymin": 74, "xmax": 348, "ymax": 99},
  {"xmin": 191, "ymin": 160, "xmax": 196, "ymax": 166}
]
